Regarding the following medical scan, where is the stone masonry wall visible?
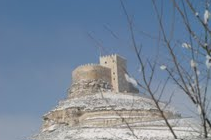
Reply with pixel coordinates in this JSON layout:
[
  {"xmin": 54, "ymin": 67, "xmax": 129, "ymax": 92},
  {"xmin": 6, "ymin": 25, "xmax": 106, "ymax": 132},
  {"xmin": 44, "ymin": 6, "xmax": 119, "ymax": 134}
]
[{"xmin": 72, "ymin": 64, "xmax": 111, "ymax": 84}]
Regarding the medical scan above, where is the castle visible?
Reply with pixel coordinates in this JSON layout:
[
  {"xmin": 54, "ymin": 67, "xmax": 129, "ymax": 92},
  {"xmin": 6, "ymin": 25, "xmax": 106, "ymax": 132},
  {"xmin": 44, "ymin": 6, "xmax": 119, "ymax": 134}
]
[
  {"xmin": 39, "ymin": 54, "xmax": 179, "ymax": 131},
  {"xmin": 36, "ymin": 54, "xmax": 187, "ymax": 140},
  {"xmin": 70, "ymin": 54, "xmax": 138, "ymax": 98}
]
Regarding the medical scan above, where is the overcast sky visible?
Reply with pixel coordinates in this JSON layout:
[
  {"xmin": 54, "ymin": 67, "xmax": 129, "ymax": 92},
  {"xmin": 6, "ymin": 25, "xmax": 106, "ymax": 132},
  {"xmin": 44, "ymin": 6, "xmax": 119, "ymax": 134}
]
[{"xmin": 0, "ymin": 0, "xmax": 207, "ymax": 140}]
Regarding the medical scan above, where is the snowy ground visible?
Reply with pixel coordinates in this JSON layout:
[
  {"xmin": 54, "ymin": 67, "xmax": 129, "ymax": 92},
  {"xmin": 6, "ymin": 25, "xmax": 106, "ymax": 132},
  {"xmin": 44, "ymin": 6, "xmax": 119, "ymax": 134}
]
[
  {"xmin": 50, "ymin": 92, "xmax": 178, "ymax": 114},
  {"xmin": 34, "ymin": 118, "xmax": 206, "ymax": 140},
  {"xmin": 34, "ymin": 125, "xmax": 203, "ymax": 140},
  {"xmin": 36, "ymin": 92, "xmax": 210, "ymax": 140}
]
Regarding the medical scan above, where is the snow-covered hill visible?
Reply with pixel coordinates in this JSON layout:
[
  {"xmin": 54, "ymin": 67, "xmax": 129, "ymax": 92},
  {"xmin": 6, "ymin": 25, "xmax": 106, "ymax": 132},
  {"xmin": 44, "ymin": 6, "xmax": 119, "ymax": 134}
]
[
  {"xmin": 34, "ymin": 118, "xmax": 203, "ymax": 140},
  {"xmin": 33, "ymin": 92, "xmax": 207, "ymax": 140}
]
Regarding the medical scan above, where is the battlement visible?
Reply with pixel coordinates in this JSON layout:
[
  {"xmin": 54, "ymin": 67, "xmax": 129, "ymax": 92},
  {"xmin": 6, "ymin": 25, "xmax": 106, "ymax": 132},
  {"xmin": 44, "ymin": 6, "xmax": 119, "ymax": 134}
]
[
  {"xmin": 100, "ymin": 54, "xmax": 126, "ymax": 61},
  {"xmin": 100, "ymin": 54, "xmax": 117, "ymax": 58},
  {"xmin": 100, "ymin": 53, "xmax": 116, "ymax": 57},
  {"xmin": 74, "ymin": 63, "xmax": 101, "ymax": 69},
  {"xmin": 70, "ymin": 54, "xmax": 139, "ymax": 95}
]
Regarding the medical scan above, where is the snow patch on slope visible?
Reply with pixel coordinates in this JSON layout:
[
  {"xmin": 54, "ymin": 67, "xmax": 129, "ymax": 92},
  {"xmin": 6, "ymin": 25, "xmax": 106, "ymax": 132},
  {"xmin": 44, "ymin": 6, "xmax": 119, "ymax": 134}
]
[
  {"xmin": 35, "ymin": 118, "xmax": 202, "ymax": 140},
  {"xmin": 51, "ymin": 92, "xmax": 177, "ymax": 114}
]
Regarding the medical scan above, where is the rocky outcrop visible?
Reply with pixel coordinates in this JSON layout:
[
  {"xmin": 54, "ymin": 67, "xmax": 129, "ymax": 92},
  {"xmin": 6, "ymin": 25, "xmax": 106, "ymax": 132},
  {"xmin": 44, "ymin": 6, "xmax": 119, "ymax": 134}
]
[
  {"xmin": 68, "ymin": 79, "xmax": 112, "ymax": 98},
  {"xmin": 40, "ymin": 91, "xmax": 180, "ymax": 133}
]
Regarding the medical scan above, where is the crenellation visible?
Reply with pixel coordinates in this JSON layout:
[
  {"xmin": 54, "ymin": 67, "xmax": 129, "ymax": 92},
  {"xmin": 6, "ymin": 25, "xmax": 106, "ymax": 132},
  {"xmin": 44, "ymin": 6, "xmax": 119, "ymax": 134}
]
[{"xmin": 76, "ymin": 63, "xmax": 101, "ymax": 69}]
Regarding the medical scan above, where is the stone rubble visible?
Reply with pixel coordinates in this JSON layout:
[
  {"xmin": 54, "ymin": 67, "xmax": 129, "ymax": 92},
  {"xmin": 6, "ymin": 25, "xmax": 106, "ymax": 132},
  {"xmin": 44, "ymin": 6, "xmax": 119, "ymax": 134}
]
[{"xmin": 68, "ymin": 79, "xmax": 112, "ymax": 98}]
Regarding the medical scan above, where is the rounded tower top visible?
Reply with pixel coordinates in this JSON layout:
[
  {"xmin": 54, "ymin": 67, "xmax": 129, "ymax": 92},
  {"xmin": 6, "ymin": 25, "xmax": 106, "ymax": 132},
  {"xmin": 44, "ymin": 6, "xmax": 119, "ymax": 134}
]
[{"xmin": 72, "ymin": 64, "xmax": 111, "ymax": 84}]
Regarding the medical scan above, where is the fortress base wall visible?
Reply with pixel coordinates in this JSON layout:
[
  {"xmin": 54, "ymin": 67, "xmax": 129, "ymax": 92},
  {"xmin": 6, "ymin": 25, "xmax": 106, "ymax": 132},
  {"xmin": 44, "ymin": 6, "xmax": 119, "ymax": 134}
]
[{"xmin": 68, "ymin": 79, "xmax": 112, "ymax": 98}]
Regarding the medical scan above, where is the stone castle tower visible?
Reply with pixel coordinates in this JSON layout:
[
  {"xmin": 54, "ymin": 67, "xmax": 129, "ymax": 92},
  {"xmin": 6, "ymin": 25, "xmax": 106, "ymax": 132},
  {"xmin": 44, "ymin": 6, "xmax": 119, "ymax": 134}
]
[
  {"xmin": 100, "ymin": 54, "xmax": 130, "ymax": 92},
  {"xmin": 70, "ymin": 54, "xmax": 138, "ymax": 97}
]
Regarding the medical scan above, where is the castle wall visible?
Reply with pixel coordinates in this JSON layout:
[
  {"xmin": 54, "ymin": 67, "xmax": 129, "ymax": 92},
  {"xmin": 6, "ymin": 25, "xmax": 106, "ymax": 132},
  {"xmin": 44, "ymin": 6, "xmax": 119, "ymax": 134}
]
[{"xmin": 72, "ymin": 64, "xmax": 111, "ymax": 84}]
